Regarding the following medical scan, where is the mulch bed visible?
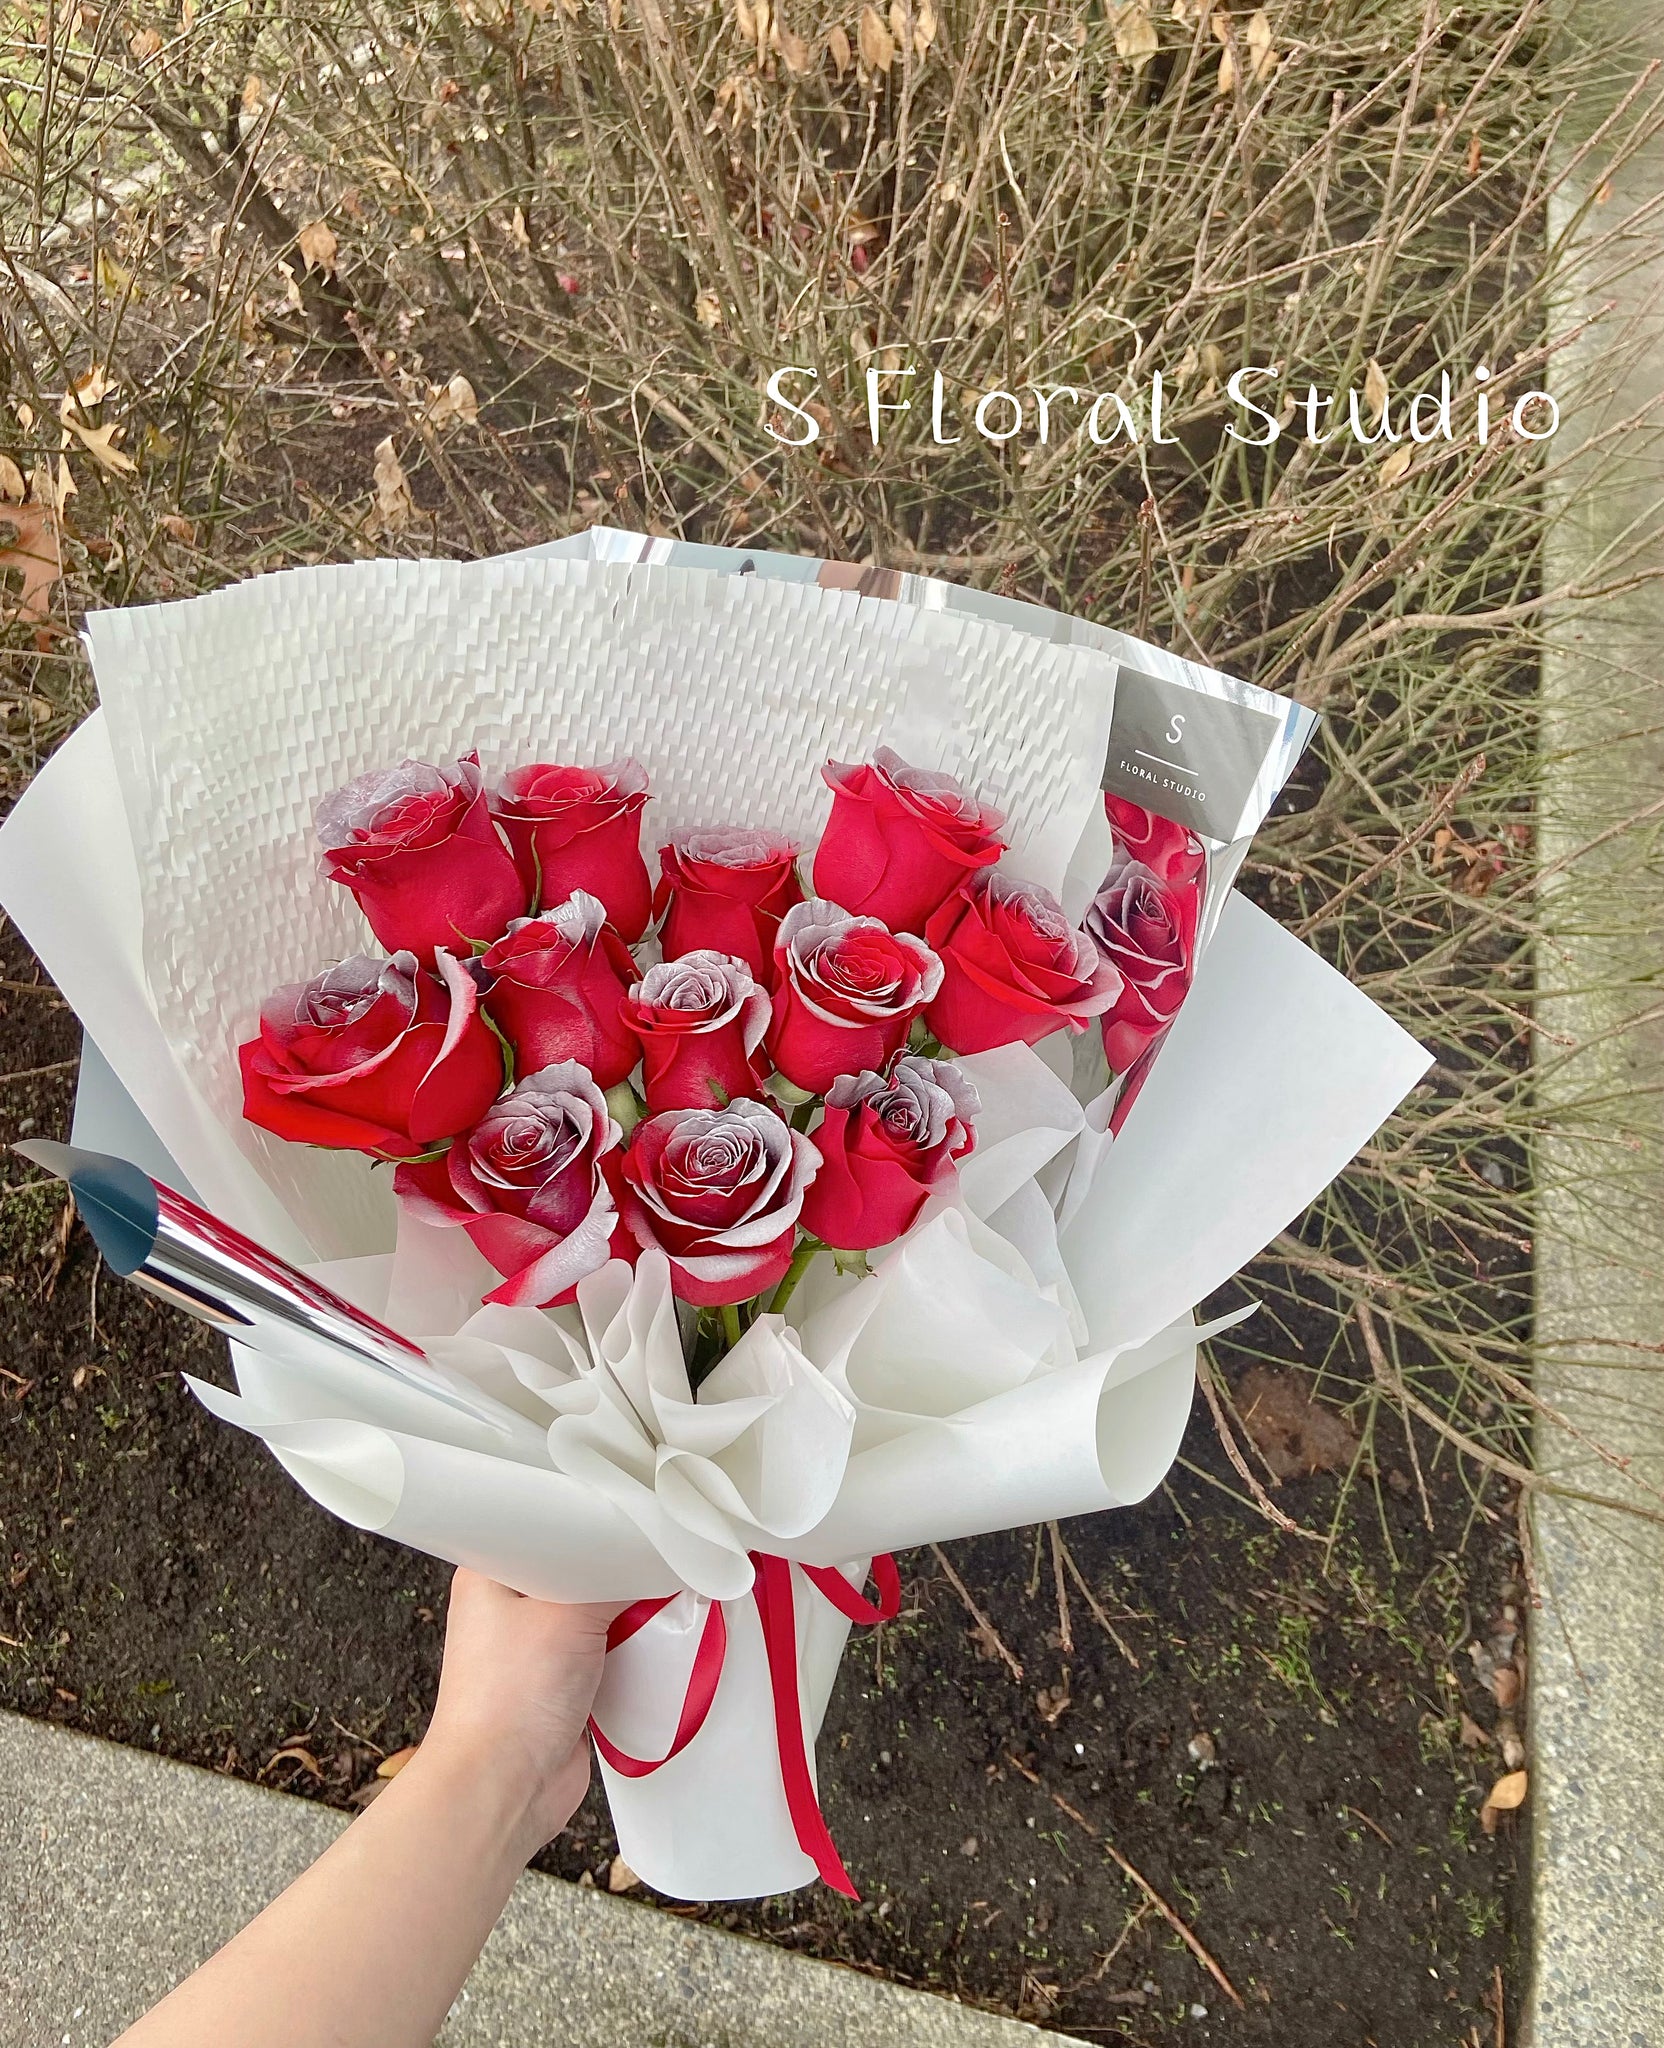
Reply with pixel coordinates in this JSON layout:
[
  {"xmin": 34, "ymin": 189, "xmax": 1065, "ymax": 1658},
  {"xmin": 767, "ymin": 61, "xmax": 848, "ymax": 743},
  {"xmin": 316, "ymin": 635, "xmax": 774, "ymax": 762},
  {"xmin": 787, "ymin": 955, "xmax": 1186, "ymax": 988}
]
[{"xmin": 0, "ymin": 913, "xmax": 1523, "ymax": 2044}]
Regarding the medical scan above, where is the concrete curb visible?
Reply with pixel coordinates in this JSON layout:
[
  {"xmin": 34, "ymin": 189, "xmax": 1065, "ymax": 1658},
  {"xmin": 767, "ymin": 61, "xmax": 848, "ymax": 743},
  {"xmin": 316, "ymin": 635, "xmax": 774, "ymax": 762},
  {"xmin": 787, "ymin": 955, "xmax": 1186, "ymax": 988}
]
[
  {"xmin": 1532, "ymin": 13, "xmax": 1664, "ymax": 2044},
  {"xmin": 0, "ymin": 1710, "xmax": 1084, "ymax": 2048}
]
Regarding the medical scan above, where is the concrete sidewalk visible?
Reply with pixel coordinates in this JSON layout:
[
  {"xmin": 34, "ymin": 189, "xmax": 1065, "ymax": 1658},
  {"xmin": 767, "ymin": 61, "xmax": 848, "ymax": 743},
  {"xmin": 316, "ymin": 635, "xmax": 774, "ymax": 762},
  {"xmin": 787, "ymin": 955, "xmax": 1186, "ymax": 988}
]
[
  {"xmin": 0, "ymin": 1711, "xmax": 1083, "ymax": 2048},
  {"xmin": 1531, "ymin": 5, "xmax": 1664, "ymax": 2043}
]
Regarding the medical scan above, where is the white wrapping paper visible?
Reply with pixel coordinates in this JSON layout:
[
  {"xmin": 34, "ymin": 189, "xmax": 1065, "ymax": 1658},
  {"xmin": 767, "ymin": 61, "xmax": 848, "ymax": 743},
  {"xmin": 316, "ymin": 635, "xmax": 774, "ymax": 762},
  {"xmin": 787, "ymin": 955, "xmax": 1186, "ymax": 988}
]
[{"xmin": 0, "ymin": 550, "xmax": 1429, "ymax": 1900}]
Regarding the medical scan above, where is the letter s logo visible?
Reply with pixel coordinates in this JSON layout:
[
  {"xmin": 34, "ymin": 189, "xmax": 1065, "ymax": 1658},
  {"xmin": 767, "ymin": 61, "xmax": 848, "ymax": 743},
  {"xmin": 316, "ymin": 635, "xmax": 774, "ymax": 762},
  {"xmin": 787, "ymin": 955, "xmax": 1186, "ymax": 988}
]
[{"xmin": 1165, "ymin": 711, "xmax": 1186, "ymax": 747}]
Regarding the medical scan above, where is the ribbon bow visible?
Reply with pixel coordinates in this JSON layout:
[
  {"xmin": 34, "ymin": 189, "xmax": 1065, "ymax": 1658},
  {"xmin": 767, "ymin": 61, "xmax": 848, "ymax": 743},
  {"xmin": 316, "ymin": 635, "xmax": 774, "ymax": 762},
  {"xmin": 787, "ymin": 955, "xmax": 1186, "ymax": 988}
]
[{"xmin": 589, "ymin": 1551, "xmax": 902, "ymax": 1898}]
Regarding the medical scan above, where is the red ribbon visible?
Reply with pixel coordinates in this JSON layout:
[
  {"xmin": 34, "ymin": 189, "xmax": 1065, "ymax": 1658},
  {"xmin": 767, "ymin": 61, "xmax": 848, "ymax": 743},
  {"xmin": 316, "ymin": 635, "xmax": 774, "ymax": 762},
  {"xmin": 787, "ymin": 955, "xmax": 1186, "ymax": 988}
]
[{"xmin": 588, "ymin": 1552, "xmax": 901, "ymax": 1898}]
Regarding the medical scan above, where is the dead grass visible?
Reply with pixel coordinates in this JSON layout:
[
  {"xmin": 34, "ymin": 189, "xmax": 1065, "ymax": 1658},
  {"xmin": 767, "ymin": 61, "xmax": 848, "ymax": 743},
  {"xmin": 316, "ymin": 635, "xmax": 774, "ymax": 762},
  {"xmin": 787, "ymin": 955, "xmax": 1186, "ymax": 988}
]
[{"xmin": 4, "ymin": 0, "xmax": 1664, "ymax": 1527}]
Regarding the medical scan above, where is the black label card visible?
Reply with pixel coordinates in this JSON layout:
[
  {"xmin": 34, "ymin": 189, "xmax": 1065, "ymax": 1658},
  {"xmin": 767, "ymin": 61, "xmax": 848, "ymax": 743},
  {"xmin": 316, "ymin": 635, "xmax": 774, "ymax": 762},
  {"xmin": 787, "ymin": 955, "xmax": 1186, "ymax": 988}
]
[{"xmin": 1102, "ymin": 665, "xmax": 1283, "ymax": 839}]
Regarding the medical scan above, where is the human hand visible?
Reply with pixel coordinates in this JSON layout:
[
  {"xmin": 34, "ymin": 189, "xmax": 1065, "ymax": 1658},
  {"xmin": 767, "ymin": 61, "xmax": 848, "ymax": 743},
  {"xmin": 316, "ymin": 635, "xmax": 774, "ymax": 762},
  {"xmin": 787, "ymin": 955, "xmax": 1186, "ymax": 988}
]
[{"xmin": 417, "ymin": 1568, "xmax": 621, "ymax": 1858}]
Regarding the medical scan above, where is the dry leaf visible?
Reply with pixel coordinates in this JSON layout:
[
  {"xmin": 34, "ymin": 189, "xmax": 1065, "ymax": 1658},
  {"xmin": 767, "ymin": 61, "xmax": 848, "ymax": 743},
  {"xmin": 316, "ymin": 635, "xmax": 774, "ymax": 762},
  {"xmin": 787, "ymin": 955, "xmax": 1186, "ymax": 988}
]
[
  {"xmin": 509, "ymin": 206, "xmax": 531, "ymax": 249},
  {"xmin": 1595, "ymin": 176, "xmax": 1613, "ymax": 205},
  {"xmin": 1362, "ymin": 357, "xmax": 1388, "ymax": 426},
  {"xmin": 751, "ymin": 0, "xmax": 771, "ymax": 53},
  {"xmin": 128, "ymin": 25, "xmax": 162, "ymax": 59},
  {"xmin": 827, "ymin": 20, "xmax": 852, "ymax": 73},
  {"xmin": 41, "ymin": 457, "xmax": 77, "ymax": 514},
  {"xmin": 241, "ymin": 72, "xmax": 265, "ymax": 110},
  {"xmin": 0, "ymin": 455, "xmax": 25, "ymax": 502},
  {"xmin": 1466, "ymin": 130, "xmax": 1482, "ymax": 177},
  {"xmin": 426, "ymin": 372, "xmax": 480, "ymax": 429},
  {"xmin": 159, "ymin": 512, "xmax": 197, "ymax": 545},
  {"xmin": 371, "ymin": 436, "xmax": 415, "ymax": 533},
  {"xmin": 607, "ymin": 1853, "xmax": 641, "ymax": 1892},
  {"xmin": 0, "ymin": 502, "xmax": 62, "ymax": 626},
  {"xmin": 776, "ymin": 22, "xmax": 812, "ymax": 71},
  {"xmin": 1458, "ymin": 1711, "xmax": 1492, "ymax": 1750},
  {"xmin": 1237, "ymin": 1366, "xmax": 1360, "ymax": 1479},
  {"xmin": 1216, "ymin": 44, "xmax": 1236, "ymax": 93},
  {"xmin": 295, "ymin": 219, "xmax": 338, "ymax": 274},
  {"xmin": 693, "ymin": 289, "xmax": 724, "ymax": 329},
  {"xmin": 1245, "ymin": 7, "xmax": 1274, "ymax": 79},
  {"xmin": 858, "ymin": 3, "xmax": 895, "ymax": 72},
  {"xmin": 376, "ymin": 1744, "xmax": 420, "ymax": 1778},
  {"xmin": 1380, "ymin": 442, "xmax": 1413, "ymax": 487},
  {"xmin": 912, "ymin": 0, "xmax": 936, "ymax": 56},
  {"xmin": 1491, "ymin": 1664, "xmax": 1521, "ymax": 1709},
  {"xmin": 262, "ymin": 1745, "xmax": 323, "ymax": 1778},
  {"xmin": 1113, "ymin": 2, "xmax": 1159, "ymax": 70},
  {"xmin": 733, "ymin": 0, "xmax": 755, "ymax": 40},
  {"xmin": 65, "ymin": 418, "xmax": 136, "ymax": 476},
  {"xmin": 71, "ymin": 364, "xmax": 114, "ymax": 408},
  {"xmin": 1209, "ymin": 7, "xmax": 1230, "ymax": 36},
  {"xmin": 1035, "ymin": 1674, "xmax": 1072, "ymax": 1726},
  {"xmin": 1484, "ymin": 1769, "xmax": 1527, "ymax": 1811}
]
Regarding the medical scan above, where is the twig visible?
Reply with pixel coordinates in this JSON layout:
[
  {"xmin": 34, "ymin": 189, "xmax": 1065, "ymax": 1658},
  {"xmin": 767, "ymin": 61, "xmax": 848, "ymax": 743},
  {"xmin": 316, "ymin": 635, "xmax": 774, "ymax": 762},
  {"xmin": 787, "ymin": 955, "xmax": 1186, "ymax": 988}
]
[
  {"xmin": 1342, "ymin": 1803, "xmax": 1395, "ymax": 1847},
  {"xmin": 1003, "ymin": 1752, "xmax": 1244, "ymax": 2010},
  {"xmin": 0, "ymin": 1060, "xmax": 78, "ymax": 1083},
  {"xmin": 1054, "ymin": 1529, "xmax": 1141, "ymax": 1671},
  {"xmin": 1047, "ymin": 1522, "xmax": 1073, "ymax": 1656},
  {"xmin": 1294, "ymin": 753, "xmax": 1487, "ymax": 938},
  {"xmin": 1356, "ymin": 1304, "xmax": 1664, "ymax": 1525},
  {"xmin": 929, "ymin": 1543, "xmax": 1023, "ymax": 1682},
  {"xmin": 1193, "ymin": 1354, "xmax": 1309, "ymax": 1537}
]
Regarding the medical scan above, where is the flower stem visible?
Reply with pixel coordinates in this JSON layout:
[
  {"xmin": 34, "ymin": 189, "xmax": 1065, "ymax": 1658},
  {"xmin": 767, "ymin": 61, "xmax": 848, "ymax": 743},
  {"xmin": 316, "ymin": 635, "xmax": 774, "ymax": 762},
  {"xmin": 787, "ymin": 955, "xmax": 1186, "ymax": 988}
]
[
  {"xmin": 720, "ymin": 1300, "xmax": 744, "ymax": 1351},
  {"xmin": 767, "ymin": 1236, "xmax": 822, "ymax": 1318}
]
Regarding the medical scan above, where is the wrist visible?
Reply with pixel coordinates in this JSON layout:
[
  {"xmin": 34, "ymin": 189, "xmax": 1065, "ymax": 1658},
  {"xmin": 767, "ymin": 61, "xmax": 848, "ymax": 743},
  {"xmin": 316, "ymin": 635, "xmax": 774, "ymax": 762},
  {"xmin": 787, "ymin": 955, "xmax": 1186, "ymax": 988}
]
[{"xmin": 398, "ymin": 1728, "xmax": 564, "ymax": 1870}]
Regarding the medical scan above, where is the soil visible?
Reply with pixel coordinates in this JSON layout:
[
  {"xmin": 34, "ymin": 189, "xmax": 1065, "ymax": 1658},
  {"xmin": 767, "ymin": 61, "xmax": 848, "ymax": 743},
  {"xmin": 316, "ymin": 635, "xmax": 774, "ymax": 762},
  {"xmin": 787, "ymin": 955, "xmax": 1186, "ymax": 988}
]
[{"xmin": 0, "ymin": 914, "xmax": 1525, "ymax": 2047}]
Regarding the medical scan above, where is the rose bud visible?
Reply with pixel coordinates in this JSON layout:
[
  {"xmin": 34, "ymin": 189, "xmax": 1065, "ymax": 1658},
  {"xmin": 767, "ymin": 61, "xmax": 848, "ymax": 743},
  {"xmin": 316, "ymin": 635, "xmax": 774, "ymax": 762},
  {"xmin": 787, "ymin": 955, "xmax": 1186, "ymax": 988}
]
[
  {"xmin": 813, "ymin": 747, "xmax": 1006, "ymax": 936},
  {"xmin": 393, "ymin": 1063, "xmax": 623, "ymax": 1307},
  {"xmin": 619, "ymin": 1098, "xmax": 820, "ymax": 1307},
  {"xmin": 316, "ymin": 752, "xmax": 527, "ymax": 965},
  {"xmin": 800, "ymin": 1057, "xmax": 979, "ymax": 1252},
  {"xmin": 656, "ymin": 828, "xmax": 803, "ymax": 980},
  {"xmin": 924, "ymin": 870, "xmax": 1121, "ymax": 1056},
  {"xmin": 766, "ymin": 898, "xmax": 943, "ymax": 1096},
  {"xmin": 490, "ymin": 758, "xmax": 653, "ymax": 938},
  {"xmin": 1105, "ymin": 793, "xmax": 1208, "ymax": 888},
  {"xmin": 239, "ymin": 949, "xmax": 503, "ymax": 1159},
  {"xmin": 479, "ymin": 890, "xmax": 641, "ymax": 1090},
  {"xmin": 622, "ymin": 951, "xmax": 771, "ymax": 1115},
  {"xmin": 1084, "ymin": 849, "xmax": 1202, "ymax": 1073}
]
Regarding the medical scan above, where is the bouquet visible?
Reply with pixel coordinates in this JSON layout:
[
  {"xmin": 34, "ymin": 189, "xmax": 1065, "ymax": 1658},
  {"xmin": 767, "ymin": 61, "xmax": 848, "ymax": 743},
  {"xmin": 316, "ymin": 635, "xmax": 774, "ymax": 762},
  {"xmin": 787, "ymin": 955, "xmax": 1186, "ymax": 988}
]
[{"xmin": 0, "ymin": 535, "xmax": 1429, "ymax": 1900}]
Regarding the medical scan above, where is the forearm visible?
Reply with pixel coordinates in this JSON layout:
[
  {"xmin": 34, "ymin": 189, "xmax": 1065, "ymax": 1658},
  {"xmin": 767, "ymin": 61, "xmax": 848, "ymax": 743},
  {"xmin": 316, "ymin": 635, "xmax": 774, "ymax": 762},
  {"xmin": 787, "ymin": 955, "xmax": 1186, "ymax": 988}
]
[{"xmin": 115, "ymin": 1744, "xmax": 548, "ymax": 2048}]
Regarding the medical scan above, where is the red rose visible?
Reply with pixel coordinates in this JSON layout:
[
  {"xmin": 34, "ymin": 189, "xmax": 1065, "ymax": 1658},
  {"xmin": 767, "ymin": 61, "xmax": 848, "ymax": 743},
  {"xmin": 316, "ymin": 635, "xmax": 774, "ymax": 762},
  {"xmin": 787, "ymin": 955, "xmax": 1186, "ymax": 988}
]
[
  {"xmin": 656, "ymin": 829, "xmax": 803, "ymax": 980},
  {"xmin": 619, "ymin": 1100, "xmax": 820, "ymax": 1307},
  {"xmin": 924, "ymin": 871, "xmax": 1120, "ymax": 1055},
  {"xmin": 239, "ymin": 950, "xmax": 502, "ymax": 1159},
  {"xmin": 1084, "ymin": 849, "xmax": 1201, "ymax": 1073},
  {"xmin": 1104, "ymin": 794, "xmax": 1207, "ymax": 888},
  {"xmin": 479, "ymin": 891, "xmax": 641, "ymax": 1090},
  {"xmin": 767, "ymin": 898, "xmax": 943, "ymax": 1096},
  {"xmin": 316, "ymin": 753, "xmax": 527, "ymax": 964},
  {"xmin": 813, "ymin": 747, "xmax": 1006, "ymax": 935},
  {"xmin": 490, "ymin": 758, "xmax": 653, "ymax": 939},
  {"xmin": 393, "ymin": 1063, "xmax": 623, "ymax": 1307},
  {"xmin": 622, "ymin": 951, "xmax": 771, "ymax": 1115},
  {"xmin": 800, "ymin": 1056, "xmax": 978, "ymax": 1251}
]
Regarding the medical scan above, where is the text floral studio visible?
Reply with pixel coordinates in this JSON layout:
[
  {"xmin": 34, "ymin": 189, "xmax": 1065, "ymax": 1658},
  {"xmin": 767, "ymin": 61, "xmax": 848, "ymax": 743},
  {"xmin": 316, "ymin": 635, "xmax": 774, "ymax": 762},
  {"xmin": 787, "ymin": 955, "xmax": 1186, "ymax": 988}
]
[{"xmin": 762, "ymin": 363, "xmax": 1560, "ymax": 452}]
